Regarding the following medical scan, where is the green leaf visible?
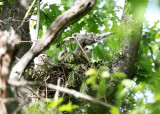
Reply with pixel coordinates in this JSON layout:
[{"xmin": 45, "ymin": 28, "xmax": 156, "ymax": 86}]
[
  {"xmin": 58, "ymin": 102, "xmax": 77, "ymax": 112},
  {"xmin": 121, "ymin": 79, "xmax": 133, "ymax": 89},
  {"xmin": 86, "ymin": 75, "xmax": 97, "ymax": 85},
  {"xmin": 45, "ymin": 98, "xmax": 63, "ymax": 108},
  {"xmin": 110, "ymin": 106, "xmax": 119, "ymax": 114},
  {"xmin": 101, "ymin": 71, "xmax": 110, "ymax": 78},
  {"xmin": 113, "ymin": 72, "xmax": 126, "ymax": 78},
  {"xmin": 0, "ymin": 2, "xmax": 3, "ymax": 5},
  {"xmin": 97, "ymin": 77, "xmax": 107, "ymax": 97},
  {"xmin": 86, "ymin": 68, "xmax": 97, "ymax": 76},
  {"xmin": 134, "ymin": 83, "xmax": 147, "ymax": 91}
]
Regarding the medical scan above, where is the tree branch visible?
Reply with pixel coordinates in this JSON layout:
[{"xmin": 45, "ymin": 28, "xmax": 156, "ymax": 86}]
[
  {"xmin": 0, "ymin": 28, "xmax": 20, "ymax": 114},
  {"xmin": 17, "ymin": 0, "xmax": 37, "ymax": 30},
  {"xmin": 75, "ymin": 38, "xmax": 91, "ymax": 64},
  {"xmin": 10, "ymin": 0, "xmax": 97, "ymax": 80},
  {"xmin": 34, "ymin": 0, "xmax": 40, "ymax": 42},
  {"xmin": 8, "ymin": 80, "xmax": 112, "ymax": 108},
  {"xmin": 54, "ymin": 77, "xmax": 61, "ymax": 101}
]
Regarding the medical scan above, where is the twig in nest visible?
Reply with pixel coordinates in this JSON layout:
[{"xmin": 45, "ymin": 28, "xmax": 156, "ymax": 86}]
[
  {"xmin": 45, "ymin": 81, "xmax": 48, "ymax": 98},
  {"xmin": 71, "ymin": 52, "xmax": 85, "ymax": 63},
  {"xmin": 70, "ymin": 42, "xmax": 73, "ymax": 52},
  {"xmin": 54, "ymin": 77, "xmax": 61, "ymax": 101},
  {"xmin": 75, "ymin": 38, "xmax": 91, "ymax": 65},
  {"xmin": 51, "ymin": 48, "xmax": 60, "ymax": 58}
]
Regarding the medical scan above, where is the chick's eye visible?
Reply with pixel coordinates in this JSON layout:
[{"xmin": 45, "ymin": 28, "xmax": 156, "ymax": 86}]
[{"xmin": 85, "ymin": 48, "xmax": 88, "ymax": 50}]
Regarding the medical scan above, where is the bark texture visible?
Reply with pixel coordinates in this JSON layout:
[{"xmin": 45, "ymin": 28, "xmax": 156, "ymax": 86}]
[
  {"xmin": 0, "ymin": 28, "xmax": 20, "ymax": 114},
  {"xmin": 107, "ymin": 14, "xmax": 143, "ymax": 105},
  {"xmin": 0, "ymin": 0, "xmax": 34, "ymax": 61},
  {"xmin": 0, "ymin": 0, "xmax": 34, "ymax": 113},
  {"xmin": 111, "ymin": 21, "xmax": 142, "ymax": 78}
]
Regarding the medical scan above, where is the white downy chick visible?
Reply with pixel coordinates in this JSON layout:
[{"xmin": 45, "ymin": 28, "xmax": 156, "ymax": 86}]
[
  {"xmin": 58, "ymin": 51, "xmax": 68, "ymax": 60},
  {"xmin": 34, "ymin": 54, "xmax": 48, "ymax": 69},
  {"xmin": 73, "ymin": 45, "xmax": 93, "ymax": 58},
  {"xmin": 83, "ymin": 45, "xmax": 93, "ymax": 58}
]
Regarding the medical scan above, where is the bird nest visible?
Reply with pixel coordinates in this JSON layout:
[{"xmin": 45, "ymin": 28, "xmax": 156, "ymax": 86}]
[
  {"xmin": 24, "ymin": 55, "xmax": 104, "ymax": 98},
  {"xmin": 24, "ymin": 32, "xmax": 112, "ymax": 99}
]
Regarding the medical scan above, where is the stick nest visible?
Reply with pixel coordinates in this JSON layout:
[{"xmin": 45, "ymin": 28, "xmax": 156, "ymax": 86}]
[{"xmin": 24, "ymin": 56, "xmax": 104, "ymax": 98}]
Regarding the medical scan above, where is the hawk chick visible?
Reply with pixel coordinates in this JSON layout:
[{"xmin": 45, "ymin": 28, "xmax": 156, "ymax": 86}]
[
  {"xmin": 58, "ymin": 51, "xmax": 68, "ymax": 60},
  {"xmin": 56, "ymin": 32, "xmax": 113, "ymax": 48},
  {"xmin": 83, "ymin": 45, "xmax": 93, "ymax": 58},
  {"xmin": 34, "ymin": 54, "xmax": 48, "ymax": 69},
  {"xmin": 58, "ymin": 45, "xmax": 93, "ymax": 60},
  {"xmin": 57, "ymin": 32, "xmax": 113, "ymax": 60}
]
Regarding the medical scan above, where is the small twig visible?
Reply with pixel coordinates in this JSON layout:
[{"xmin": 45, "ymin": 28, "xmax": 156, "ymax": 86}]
[
  {"xmin": 11, "ymin": 19, "xmax": 29, "ymax": 22},
  {"xmin": 21, "ymin": 41, "xmax": 32, "ymax": 43},
  {"xmin": 51, "ymin": 48, "xmax": 60, "ymax": 58},
  {"xmin": 17, "ymin": 0, "xmax": 37, "ymax": 30},
  {"xmin": 75, "ymin": 38, "xmax": 91, "ymax": 64},
  {"xmin": 70, "ymin": 42, "xmax": 73, "ymax": 52},
  {"xmin": 45, "ymin": 81, "xmax": 48, "ymax": 98},
  {"xmin": 45, "ymin": 83, "xmax": 112, "ymax": 108},
  {"xmin": 34, "ymin": 0, "xmax": 40, "ymax": 42},
  {"xmin": 0, "ymin": 98, "xmax": 20, "ymax": 104},
  {"xmin": 15, "ymin": 57, "xmax": 20, "ymax": 61},
  {"xmin": 30, "ymin": 19, "xmax": 37, "ymax": 21},
  {"xmin": 71, "ymin": 52, "xmax": 86, "ymax": 63},
  {"xmin": 54, "ymin": 77, "xmax": 61, "ymax": 101},
  {"xmin": 101, "ymin": 32, "xmax": 113, "ymax": 37}
]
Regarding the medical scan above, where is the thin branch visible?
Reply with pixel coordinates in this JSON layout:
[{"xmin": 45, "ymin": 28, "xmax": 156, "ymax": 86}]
[
  {"xmin": 0, "ymin": 98, "xmax": 20, "ymax": 104},
  {"xmin": 21, "ymin": 41, "xmax": 32, "ymax": 43},
  {"xmin": 54, "ymin": 77, "xmax": 61, "ymax": 101},
  {"xmin": 8, "ymin": 80, "xmax": 112, "ymax": 108},
  {"xmin": 46, "ymin": 83, "xmax": 112, "ymax": 108},
  {"xmin": 30, "ymin": 19, "xmax": 37, "ymax": 21},
  {"xmin": 34, "ymin": 0, "xmax": 40, "ymax": 42},
  {"xmin": 101, "ymin": 32, "xmax": 113, "ymax": 37},
  {"xmin": 75, "ymin": 38, "xmax": 91, "ymax": 64},
  {"xmin": 17, "ymin": 0, "xmax": 37, "ymax": 30}
]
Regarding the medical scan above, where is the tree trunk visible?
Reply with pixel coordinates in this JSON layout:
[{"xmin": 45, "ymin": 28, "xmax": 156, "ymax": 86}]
[
  {"xmin": 0, "ymin": 0, "xmax": 34, "ymax": 113},
  {"xmin": 0, "ymin": 0, "xmax": 33, "ymax": 62}
]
